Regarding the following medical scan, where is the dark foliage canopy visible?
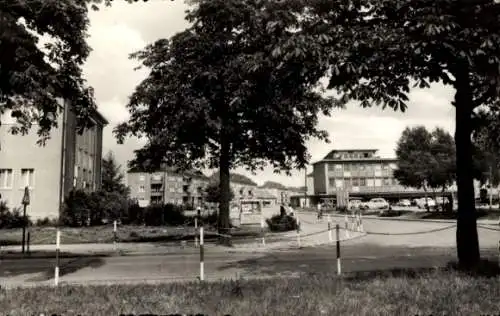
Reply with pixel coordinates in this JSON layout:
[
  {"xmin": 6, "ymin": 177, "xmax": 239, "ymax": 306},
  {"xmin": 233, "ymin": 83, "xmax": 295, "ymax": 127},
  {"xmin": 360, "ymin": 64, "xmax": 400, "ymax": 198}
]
[{"xmin": 114, "ymin": 0, "xmax": 334, "ymax": 173}]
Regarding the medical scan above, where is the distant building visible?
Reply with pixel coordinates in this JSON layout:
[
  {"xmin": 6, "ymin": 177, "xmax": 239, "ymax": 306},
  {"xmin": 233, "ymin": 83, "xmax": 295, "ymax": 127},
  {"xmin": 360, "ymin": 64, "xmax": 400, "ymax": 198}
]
[
  {"xmin": 127, "ymin": 167, "xmax": 209, "ymax": 207},
  {"xmin": 307, "ymin": 148, "xmax": 444, "ymax": 205},
  {"xmin": 0, "ymin": 101, "xmax": 108, "ymax": 219}
]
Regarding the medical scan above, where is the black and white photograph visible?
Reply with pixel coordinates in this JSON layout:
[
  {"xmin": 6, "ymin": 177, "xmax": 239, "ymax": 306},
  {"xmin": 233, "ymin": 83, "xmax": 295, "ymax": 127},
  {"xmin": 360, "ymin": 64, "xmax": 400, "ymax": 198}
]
[{"xmin": 1, "ymin": 0, "xmax": 500, "ymax": 315}]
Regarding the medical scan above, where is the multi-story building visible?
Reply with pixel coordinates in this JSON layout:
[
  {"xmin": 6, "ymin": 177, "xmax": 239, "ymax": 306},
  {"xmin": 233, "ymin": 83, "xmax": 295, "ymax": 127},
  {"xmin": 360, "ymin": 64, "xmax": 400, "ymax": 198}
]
[
  {"xmin": 313, "ymin": 149, "xmax": 402, "ymax": 195},
  {"xmin": 0, "ymin": 101, "xmax": 108, "ymax": 219},
  {"xmin": 127, "ymin": 167, "xmax": 209, "ymax": 207}
]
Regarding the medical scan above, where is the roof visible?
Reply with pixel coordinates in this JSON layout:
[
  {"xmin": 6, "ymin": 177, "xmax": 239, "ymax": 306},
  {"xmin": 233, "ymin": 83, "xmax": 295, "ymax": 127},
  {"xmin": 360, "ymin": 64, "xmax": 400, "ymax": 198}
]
[
  {"xmin": 209, "ymin": 172, "xmax": 258, "ymax": 186},
  {"xmin": 92, "ymin": 108, "xmax": 109, "ymax": 126},
  {"xmin": 260, "ymin": 181, "xmax": 286, "ymax": 189}
]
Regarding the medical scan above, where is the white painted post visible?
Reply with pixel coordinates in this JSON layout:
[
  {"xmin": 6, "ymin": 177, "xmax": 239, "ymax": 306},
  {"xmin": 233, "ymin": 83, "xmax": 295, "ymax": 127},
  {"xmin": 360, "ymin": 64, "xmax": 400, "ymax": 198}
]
[
  {"xmin": 344, "ymin": 214, "xmax": 350, "ymax": 238},
  {"xmin": 296, "ymin": 215, "xmax": 301, "ymax": 248},
  {"xmin": 359, "ymin": 213, "xmax": 364, "ymax": 232},
  {"xmin": 54, "ymin": 230, "xmax": 61, "ymax": 286},
  {"xmin": 194, "ymin": 217, "xmax": 199, "ymax": 248},
  {"xmin": 327, "ymin": 214, "xmax": 333, "ymax": 242},
  {"xmin": 260, "ymin": 216, "xmax": 266, "ymax": 246},
  {"xmin": 113, "ymin": 220, "xmax": 117, "ymax": 251},
  {"xmin": 199, "ymin": 226, "xmax": 204, "ymax": 281},
  {"xmin": 336, "ymin": 224, "xmax": 341, "ymax": 275}
]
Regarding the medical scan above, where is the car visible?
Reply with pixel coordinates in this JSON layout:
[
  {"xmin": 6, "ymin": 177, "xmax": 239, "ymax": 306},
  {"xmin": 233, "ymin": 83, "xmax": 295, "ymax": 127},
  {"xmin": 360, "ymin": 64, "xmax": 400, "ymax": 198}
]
[
  {"xmin": 365, "ymin": 198, "xmax": 390, "ymax": 210},
  {"xmin": 415, "ymin": 197, "xmax": 436, "ymax": 209},
  {"xmin": 397, "ymin": 199, "xmax": 412, "ymax": 207},
  {"xmin": 349, "ymin": 199, "xmax": 367, "ymax": 210}
]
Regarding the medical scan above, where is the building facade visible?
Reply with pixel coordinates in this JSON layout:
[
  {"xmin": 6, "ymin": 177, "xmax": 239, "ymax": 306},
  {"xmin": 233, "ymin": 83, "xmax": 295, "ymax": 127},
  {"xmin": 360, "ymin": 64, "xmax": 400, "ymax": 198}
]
[
  {"xmin": 313, "ymin": 149, "xmax": 404, "ymax": 195},
  {"xmin": 127, "ymin": 168, "xmax": 209, "ymax": 207},
  {"xmin": 0, "ymin": 101, "xmax": 108, "ymax": 219}
]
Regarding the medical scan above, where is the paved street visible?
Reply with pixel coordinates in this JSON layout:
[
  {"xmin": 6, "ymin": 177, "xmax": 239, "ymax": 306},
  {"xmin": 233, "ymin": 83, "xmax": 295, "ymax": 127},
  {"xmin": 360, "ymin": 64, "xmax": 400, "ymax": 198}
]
[
  {"xmin": 1, "ymin": 243, "xmax": 498, "ymax": 288},
  {"xmin": 1, "ymin": 214, "xmax": 499, "ymax": 288}
]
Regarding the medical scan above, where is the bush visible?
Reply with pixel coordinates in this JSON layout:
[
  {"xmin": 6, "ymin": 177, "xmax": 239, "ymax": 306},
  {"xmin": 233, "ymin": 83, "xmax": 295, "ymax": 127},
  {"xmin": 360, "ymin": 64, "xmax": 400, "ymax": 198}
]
[
  {"xmin": 35, "ymin": 217, "xmax": 58, "ymax": 227},
  {"xmin": 0, "ymin": 202, "xmax": 32, "ymax": 229},
  {"xmin": 336, "ymin": 206, "xmax": 348, "ymax": 213},
  {"xmin": 61, "ymin": 189, "xmax": 132, "ymax": 227},
  {"xmin": 143, "ymin": 203, "xmax": 186, "ymax": 226},
  {"xmin": 266, "ymin": 214, "xmax": 297, "ymax": 232}
]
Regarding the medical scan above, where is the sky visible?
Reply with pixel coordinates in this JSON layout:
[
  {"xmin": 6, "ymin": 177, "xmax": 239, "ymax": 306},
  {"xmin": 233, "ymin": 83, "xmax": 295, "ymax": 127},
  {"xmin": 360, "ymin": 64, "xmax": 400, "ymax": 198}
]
[{"xmin": 82, "ymin": 0, "xmax": 457, "ymax": 188}]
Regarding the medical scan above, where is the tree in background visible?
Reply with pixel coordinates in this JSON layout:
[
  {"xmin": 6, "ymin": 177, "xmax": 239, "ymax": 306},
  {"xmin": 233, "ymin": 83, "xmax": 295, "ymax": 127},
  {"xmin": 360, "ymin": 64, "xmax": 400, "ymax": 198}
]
[
  {"xmin": 395, "ymin": 126, "xmax": 456, "ymax": 211},
  {"xmin": 472, "ymin": 108, "xmax": 500, "ymax": 187},
  {"xmin": 114, "ymin": 0, "xmax": 332, "ymax": 238},
  {"xmin": 102, "ymin": 151, "xmax": 129, "ymax": 196},
  {"xmin": 205, "ymin": 182, "xmax": 235, "ymax": 204}
]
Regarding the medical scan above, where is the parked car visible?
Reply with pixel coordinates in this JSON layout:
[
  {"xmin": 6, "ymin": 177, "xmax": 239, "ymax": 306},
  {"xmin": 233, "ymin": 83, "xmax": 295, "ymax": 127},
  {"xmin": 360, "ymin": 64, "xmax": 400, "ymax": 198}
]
[
  {"xmin": 364, "ymin": 198, "xmax": 390, "ymax": 210},
  {"xmin": 415, "ymin": 197, "xmax": 436, "ymax": 209},
  {"xmin": 397, "ymin": 199, "xmax": 412, "ymax": 207},
  {"xmin": 349, "ymin": 199, "xmax": 368, "ymax": 211}
]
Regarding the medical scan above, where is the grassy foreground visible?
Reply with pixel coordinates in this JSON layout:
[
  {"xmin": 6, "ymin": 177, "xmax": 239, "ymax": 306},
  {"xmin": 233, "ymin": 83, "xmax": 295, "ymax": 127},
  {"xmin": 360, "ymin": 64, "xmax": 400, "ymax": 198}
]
[{"xmin": 1, "ymin": 270, "xmax": 500, "ymax": 315}]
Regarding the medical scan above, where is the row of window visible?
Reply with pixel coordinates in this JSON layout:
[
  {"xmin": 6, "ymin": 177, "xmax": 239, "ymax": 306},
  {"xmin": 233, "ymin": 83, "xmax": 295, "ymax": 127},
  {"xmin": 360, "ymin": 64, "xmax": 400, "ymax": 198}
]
[
  {"xmin": 0, "ymin": 169, "xmax": 35, "ymax": 189},
  {"xmin": 327, "ymin": 163, "xmax": 396, "ymax": 171},
  {"xmin": 329, "ymin": 177, "xmax": 398, "ymax": 188},
  {"xmin": 331, "ymin": 152, "xmax": 373, "ymax": 159}
]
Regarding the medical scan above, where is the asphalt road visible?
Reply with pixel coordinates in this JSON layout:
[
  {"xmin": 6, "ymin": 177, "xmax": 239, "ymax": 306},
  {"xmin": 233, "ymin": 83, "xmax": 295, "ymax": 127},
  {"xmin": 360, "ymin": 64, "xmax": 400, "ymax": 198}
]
[{"xmin": 1, "ymin": 244, "xmax": 497, "ymax": 287}]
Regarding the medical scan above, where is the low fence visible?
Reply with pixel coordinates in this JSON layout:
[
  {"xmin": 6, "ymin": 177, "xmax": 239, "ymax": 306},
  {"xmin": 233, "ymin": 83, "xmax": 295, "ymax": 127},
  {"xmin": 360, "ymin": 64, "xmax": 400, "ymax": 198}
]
[{"xmin": 2, "ymin": 211, "xmax": 500, "ymax": 287}]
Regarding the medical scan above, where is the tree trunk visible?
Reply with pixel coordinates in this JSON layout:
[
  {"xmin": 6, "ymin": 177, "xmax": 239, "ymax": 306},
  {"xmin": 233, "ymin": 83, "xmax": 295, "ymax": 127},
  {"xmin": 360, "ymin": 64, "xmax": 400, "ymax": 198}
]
[
  {"xmin": 454, "ymin": 66, "xmax": 480, "ymax": 269},
  {"xmin": 218, "ymin": 133, "xmax": 232, "ymax": 246}
]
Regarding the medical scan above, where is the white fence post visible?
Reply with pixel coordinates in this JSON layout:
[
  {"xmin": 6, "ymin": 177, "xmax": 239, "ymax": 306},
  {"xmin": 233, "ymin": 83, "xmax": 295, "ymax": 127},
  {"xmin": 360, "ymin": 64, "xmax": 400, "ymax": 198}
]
[
  {"xmin": 260, "ymin": 216, "xmax": 266, "ymax": 246},
  {"xmin": 194, "ymin": 217, "xmax": 199, "ymax": 248},
  {"xmin": 113, "ymin": 220, "xmax": 117, "ymax": 251},
  {"xmin": 328, "ymin": 214, "xmax": 333, "ymax": 242},
  {"xmin": 199, "ymin": 226, "xmax": 204, "ymax": 281},
  {"xmin": 54, "ymin": 230, "xmax": 61, "ymax": 286},
  {"xmin": 296, "ymin": 214, "xmax": 301, "ymax": 248}
]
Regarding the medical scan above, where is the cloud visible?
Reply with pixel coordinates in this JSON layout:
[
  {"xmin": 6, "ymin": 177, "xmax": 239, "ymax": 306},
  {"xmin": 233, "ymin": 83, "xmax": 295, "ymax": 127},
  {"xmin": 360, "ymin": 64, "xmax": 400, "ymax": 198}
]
[{"xmin": 83, "ymin": 3, "xmax": 458, "ymax": 187}]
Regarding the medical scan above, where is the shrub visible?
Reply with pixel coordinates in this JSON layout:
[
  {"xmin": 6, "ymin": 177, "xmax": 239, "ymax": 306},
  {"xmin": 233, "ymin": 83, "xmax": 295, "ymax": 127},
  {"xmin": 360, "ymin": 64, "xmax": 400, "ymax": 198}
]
[
  {"xmin": 0, "ymin": 202, "xmax": 32, "ymax": 229},
  {"xmin": 336, "ymin": 206, "xmax": 348, "ymax": 213},
  {"xmin": 35, "ymin": 217, "xmax": 58, "ymax": 227},
  {"xmin": 266, "ymin": 214, "xmax": 297, "ymax": 232},
  {"xmin": 143, "ymin": 203, "xmax": 186, "ymax": 226}
]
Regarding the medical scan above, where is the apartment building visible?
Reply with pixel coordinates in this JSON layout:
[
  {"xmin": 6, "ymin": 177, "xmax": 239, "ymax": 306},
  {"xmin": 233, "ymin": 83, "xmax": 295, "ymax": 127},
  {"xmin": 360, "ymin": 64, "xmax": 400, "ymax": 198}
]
[
  {"xmin": 0, "ymin": 101, "xmax": 108, "ymax": 219},
  {"xmin": 127, "ymin": 167, "xmax": 209, "ymax": 207},
  {"xmin": 312, "ymin": 149, "xmax": 414, "ymax": 196}
]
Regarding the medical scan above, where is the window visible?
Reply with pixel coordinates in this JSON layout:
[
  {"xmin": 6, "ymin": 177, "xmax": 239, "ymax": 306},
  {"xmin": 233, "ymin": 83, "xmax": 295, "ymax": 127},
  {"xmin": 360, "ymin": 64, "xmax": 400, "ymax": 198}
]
[
  {"xmin": 359, "ymin": 178, "xmax": 367, "ymax": 186},
  {"xmin": 139, "ymin": 185, "xmax": 145, "ymax": 193},
  {"xmin": 375, "ymin": 164, "xmax": 382, "ymax": 170},
  {"xmin": 383, "ymin": 178, "xmax": 391, "ymax": 185},
  {"xmin": 169, "ymin": 187, "xmax": 175, "ymax": 193},
  {"xmin": 139, "ymin": 175, "xmax": 145, "ymax": 181},
  {"xmin": 20, "ymin": 169, "xmax": 35, "ymax": 188},
  {"xmin": 88, "ymin": 155, "xmax": 93, "ymax": 170},
  {"xmin": 344, "ymin": 164, "xmax": 350, "ymax": 171},
  {"xmin": 0, "ymin": 169, "xmax": 13, "ymax": 189},
  {"xmin": 352, "ymin": 178, "xmax": 359, "ymax": 186},
  {"xmin": 383, "ymin": 164, "xmax": 389, "ymax": 170}
]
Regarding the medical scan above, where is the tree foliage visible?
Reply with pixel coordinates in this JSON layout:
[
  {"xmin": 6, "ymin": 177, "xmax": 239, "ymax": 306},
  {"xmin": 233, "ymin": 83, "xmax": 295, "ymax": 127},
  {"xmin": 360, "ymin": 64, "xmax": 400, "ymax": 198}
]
[
  {"xmin": 0, "ymin": 0, "xmax": 103, "ymax": 142},
  {"xmin": 395, "ymin": 126, "xmax": 456, "ymax": 192},
  {"xmin": 471, "ymin": 108, "xmax": 500, "ymax": 186},
  {"xmin": 114, "ymin": 0, "xmax": 334, "ymax": 233},
  {"xmin": 101, "ymin": 151, "xmax": 129, "ymax": 196},
  {"xmin": 205, "ymin": 182, "xmax": 235, "ymax": 204}
]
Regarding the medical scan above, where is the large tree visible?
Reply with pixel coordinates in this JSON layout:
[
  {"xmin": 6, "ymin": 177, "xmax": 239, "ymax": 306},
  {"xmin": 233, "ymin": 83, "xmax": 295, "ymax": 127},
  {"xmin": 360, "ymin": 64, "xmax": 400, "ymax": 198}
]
[
  {"xmin": 395, "ymin": 126, "xmax": 456, "ymax": 210},
  {"xmin": 114, "ymin": 0, "xmax": 332, "ymax": 237},
  {"xmin": 270, "ymin": 0, "xmax": 500, "ymax": 268}
]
